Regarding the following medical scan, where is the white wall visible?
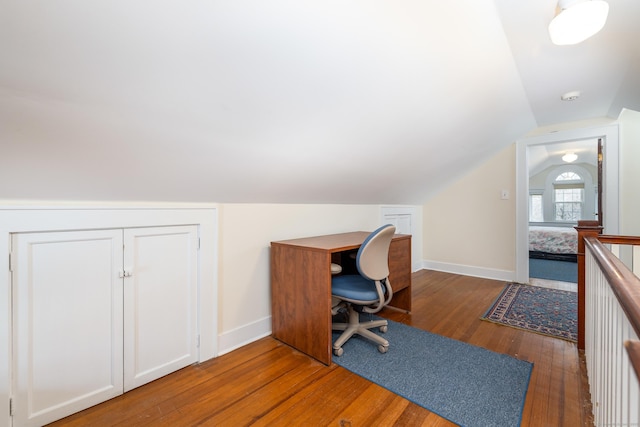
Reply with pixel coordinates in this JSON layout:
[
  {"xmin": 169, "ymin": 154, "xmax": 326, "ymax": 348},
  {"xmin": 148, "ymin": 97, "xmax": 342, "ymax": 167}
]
[
  {"xmin": 619, "ymin": 108, "xmax": 640, "ymax": 235},
  {"xmin": 419, "ymin": 117, "xmax": 626, "ymax": 284},
  {"xmin": 215, "ymin": 203, "xmax": 419, "ymax": 354},
  {"xmin": 422, "ymin": 144, "xmax": 516, "ymax": 281}
]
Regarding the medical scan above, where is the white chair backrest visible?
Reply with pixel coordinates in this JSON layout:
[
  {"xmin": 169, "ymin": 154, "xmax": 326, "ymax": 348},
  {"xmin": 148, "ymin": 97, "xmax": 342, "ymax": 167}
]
[{"xmin": 356, "ymin": 224, "xmax": 396, "ymax": 281}]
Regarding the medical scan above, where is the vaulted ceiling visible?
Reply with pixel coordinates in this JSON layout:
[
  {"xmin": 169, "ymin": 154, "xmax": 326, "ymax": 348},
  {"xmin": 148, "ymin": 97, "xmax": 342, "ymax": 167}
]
[{"xmin": 1, "ymin": 1, "xmax": 638, "ymax": 204}]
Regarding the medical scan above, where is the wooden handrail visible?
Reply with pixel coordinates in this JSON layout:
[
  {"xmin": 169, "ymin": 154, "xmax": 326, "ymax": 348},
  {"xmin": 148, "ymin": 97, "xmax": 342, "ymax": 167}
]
[
  {"xmin": 584, "ymin": 237, "xmax": 640, "ymax": 339},
  {"xmin": 575, "ymin": 220, "xmax": 640, "ymax": 350},
  {"xmin": 584, "ymin": 235, "xmax": 640, "ymax": 382},
  {"xmin": 596, "ymin": 235, "xmax": 640, "ymax": 245},
  {"xmin": 624, "ymin": 340, "xmax": 640, "ymax": 381},
  {"xmin": 579, "ymin": 231, "xmax": 640, "ymax": 416}
]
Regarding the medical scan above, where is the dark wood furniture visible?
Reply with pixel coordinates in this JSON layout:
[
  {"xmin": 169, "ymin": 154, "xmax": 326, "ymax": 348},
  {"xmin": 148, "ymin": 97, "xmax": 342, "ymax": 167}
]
[{"xmin": 270, "ymin": 231, "xmax": 412, "ymax": 365}]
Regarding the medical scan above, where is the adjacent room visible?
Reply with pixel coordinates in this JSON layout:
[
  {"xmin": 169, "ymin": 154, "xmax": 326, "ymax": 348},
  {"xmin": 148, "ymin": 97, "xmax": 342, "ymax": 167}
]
[
  {"xmin": 2, "ymin": 1, "xmax": 640, "ymax": 426},
  {"xmin": 527, "ymin": 139, "xmax": 600, "ymax": 284}
]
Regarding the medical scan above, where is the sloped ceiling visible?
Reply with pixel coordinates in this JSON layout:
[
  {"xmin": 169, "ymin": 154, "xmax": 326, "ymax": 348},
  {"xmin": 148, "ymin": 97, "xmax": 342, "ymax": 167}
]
[
  {"xmin": 495, "ymin": 0, "xmax": 640, "ymax": 125},
  {"xmin": 0, "ymin": 1, "xmax": 638, "ymax": 204}
]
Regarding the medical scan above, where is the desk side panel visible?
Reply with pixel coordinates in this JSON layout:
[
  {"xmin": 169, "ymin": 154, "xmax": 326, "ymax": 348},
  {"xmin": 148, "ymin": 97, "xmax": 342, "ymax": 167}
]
[
  {"xmin": 388, "ymin": 236, "xmax": 412, "ymax": 312},
  {"xmin": 270, "ymin": 244, "xmax": 332, "ymax": 365}
]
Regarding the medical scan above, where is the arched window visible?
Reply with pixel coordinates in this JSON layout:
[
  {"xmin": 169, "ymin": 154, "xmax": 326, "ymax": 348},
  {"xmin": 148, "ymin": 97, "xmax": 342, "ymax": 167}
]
[
  {"xmin": 555, "ymin": 171, "xmax": 581, "ymax": 181},
  {"xmin": 553, "ymin": 172, "xmax": 584, "ymax": 221}
]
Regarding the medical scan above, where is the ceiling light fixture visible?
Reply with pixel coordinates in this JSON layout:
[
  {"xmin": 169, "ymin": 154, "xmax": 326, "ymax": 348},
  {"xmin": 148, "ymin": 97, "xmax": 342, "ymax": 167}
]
[
  {"xmin": 562, "ymin": 152, "xmax": 578, "ymax": 163},
  {"xmin": 549, "ymin": 0, "xmax": 609, "ymax": 45},
  {"xmin": 561, "ymin": 90, "xmax": 581, "ymax": 101}
]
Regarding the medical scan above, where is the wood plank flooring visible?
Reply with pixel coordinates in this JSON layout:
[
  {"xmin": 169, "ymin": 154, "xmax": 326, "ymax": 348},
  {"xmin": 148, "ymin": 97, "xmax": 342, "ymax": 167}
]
[{"xmin": 49, "ymin": 270, "xmax": 592, "ymax": 426}]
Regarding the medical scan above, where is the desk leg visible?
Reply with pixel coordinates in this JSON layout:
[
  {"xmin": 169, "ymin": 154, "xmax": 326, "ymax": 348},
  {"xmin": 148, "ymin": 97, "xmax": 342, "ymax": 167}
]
[{"xmin": 271, "ymin": 245, "xmax": 332, "ymax": 365}]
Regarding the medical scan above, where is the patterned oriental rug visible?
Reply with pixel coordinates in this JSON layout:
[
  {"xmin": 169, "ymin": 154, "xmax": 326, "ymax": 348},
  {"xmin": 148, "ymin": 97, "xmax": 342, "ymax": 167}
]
[{"xmin": 482, "ymin": 283, "xmax": 577, "ymax": 342}]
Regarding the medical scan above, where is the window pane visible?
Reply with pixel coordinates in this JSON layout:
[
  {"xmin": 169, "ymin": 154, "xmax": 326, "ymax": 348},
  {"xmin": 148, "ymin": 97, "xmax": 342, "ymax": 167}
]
[
  {"xmin": 529, "ymin": 195, "xmax": 543, "ymax": 222},
  {"xmin": 554, "ymin": 188, "xmax": 583, "ymax": 221},
  {"xmin": 555, "ymin": 202, "xmax": 582, "ymax": 221}
]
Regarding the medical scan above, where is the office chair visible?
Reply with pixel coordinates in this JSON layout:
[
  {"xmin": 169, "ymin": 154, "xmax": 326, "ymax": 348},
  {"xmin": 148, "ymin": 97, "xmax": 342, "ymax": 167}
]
[{"xmin": 331, "ymin": 224, "xmax": 395, "ymax": 356}]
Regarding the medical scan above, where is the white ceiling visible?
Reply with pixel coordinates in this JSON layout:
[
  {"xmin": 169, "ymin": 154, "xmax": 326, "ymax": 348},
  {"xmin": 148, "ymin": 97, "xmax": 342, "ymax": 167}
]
[
  {"xmin": 495, "ymin": 0, "xmax": 640, "ymax": 125},
  {"xmin": 1, "ymin": 1, "xmax": 638, "ymax": 204},
  {"xmin": 528, "ymin": 138, "xmax": 599, "ymax": 177}
]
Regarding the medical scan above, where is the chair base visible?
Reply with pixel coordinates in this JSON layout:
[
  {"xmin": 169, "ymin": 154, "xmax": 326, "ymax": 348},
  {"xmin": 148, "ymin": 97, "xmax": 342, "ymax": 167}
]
[{"xmin": 332, "ymin": 304, "xmax": 389, "ymax": 356}]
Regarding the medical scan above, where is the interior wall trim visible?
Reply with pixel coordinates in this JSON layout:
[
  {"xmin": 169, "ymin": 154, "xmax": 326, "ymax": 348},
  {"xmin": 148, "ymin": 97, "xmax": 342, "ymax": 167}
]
[
  {"xmin": 217, "ymin": 316, "xmax": 272, "ymax": 357},
  {"xmin": 421, "ymin": 260, "xmax": 516, "ymax": 283}
]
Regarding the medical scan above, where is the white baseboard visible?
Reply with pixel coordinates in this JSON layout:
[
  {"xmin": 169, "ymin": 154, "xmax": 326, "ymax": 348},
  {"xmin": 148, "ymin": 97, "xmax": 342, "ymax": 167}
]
[
  {"xmin": 421, "ymin": 260, "xmax": 515, "ymax": 282},
  {"xmin": 217, "ymin": 316, "xmax": 272, "ymax": 357}
]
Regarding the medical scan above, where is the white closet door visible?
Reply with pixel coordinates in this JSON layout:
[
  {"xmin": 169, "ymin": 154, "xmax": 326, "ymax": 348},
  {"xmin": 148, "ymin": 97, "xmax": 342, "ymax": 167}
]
[
  {"xmin": 12, "ymin": 230, "xmax": 124, "ymax": 427},
  {"xmin": 383, "ymin": 213, "xmax": 412, "ymax": 235},
  {"xmin": 123, "ymin": 226, "xmax": 198, "ymax": 392}
]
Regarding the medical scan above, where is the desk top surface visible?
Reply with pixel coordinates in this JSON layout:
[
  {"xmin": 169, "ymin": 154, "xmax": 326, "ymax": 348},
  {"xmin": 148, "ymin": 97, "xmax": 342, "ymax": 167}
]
[{"xmin": 271, "ymin": 231, "xmax": 410, "ymax": 252}]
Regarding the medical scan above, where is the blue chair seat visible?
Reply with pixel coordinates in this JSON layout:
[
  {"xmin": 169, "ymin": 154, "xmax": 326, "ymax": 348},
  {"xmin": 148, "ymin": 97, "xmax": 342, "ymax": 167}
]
[
  {"xmin": 330, "ymin": 224, "xmax": 395, "ymax": 356},
  {"xmin": 332, "ymin": 275, "xmax": 385, "ymax": 302}
]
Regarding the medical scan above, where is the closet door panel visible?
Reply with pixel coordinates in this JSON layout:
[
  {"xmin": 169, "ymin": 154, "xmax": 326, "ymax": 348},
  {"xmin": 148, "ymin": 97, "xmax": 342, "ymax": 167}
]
[
  {"xmin": 12, "ymin": 230, "xmax": 124, "ymax": 427},
  {"xmin": 123, "ymin": 226, "xmax": 198, "ymax": 392}
]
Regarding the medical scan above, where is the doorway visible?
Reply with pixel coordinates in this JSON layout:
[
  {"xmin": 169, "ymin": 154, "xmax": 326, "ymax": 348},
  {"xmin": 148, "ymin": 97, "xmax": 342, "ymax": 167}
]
[
  {"xmin": 527, "ymin": 139, "xmax": 598, "ymax": 284},
  {"xmin": 515, "ymin": 124, "xmax": 620, "ymax": 284}
]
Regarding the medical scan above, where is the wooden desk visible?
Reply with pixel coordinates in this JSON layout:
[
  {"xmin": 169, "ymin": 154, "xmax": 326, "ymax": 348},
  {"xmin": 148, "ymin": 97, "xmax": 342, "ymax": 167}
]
[{"xmin": 270, "ymin": 231, "xmax": 412, "ymax": 365}]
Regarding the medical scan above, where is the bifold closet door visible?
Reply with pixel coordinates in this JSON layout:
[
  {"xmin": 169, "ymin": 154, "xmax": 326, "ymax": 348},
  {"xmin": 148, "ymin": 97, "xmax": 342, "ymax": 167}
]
[
  {"xmin": 12, "ymin": 230, "xmax": 124, "ymax": 427},
  {"xmin": 123, "ymin": 226, "xmax": 199, "ymax": 392}
]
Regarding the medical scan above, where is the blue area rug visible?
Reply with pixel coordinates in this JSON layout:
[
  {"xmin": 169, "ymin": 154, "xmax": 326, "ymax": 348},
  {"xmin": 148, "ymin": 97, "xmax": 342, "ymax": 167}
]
[
  {"xmin": 332, "ymin": 318, "xmax": 532, "ymax": 427},
  {"xmin": 529, "ymin": 258, "xmax": 577, "ymax": 283},
  {"xmin": 482, "ymin": 283, "xmax": 577, "ymax": 342}
]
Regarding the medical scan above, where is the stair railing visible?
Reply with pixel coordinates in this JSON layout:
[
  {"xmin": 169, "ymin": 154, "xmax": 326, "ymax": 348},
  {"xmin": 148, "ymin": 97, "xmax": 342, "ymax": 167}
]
[{"xmin": 576, "ymin": 220, "xmax": 640, "ymax": 426}]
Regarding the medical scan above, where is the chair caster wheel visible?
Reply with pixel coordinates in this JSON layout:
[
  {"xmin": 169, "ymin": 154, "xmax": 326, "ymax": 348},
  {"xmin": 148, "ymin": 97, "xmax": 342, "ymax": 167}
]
[
  {"xmin": 334, "ymin": 347, "xmax": 344, "ymax": 357},
  {"xmin": 378, "ymin": 345, "xmax": 388, "ymax": 354},
  {"xmin": 379, "ymin": 325, "xmax": 388, "ymax": 333}
]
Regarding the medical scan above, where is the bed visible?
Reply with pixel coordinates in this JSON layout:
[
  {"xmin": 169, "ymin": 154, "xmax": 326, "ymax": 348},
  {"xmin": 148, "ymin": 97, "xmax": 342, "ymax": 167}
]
[{"xmin": 529, "ymin": 225, "xmax": 578, "ymax": 262}]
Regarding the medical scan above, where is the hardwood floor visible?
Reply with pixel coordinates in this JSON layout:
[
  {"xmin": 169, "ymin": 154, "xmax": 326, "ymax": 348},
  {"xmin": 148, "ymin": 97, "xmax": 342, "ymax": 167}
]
[{"xmin": 49, "ymin": 270, "xmax": 592, "ymax": 426}]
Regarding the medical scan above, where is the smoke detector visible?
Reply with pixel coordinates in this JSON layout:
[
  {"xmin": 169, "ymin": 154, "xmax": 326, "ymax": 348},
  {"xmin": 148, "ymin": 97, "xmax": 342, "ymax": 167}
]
[{"xmin": 561, "ymin": 90, "xmax": 581, "ymax": 101}]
